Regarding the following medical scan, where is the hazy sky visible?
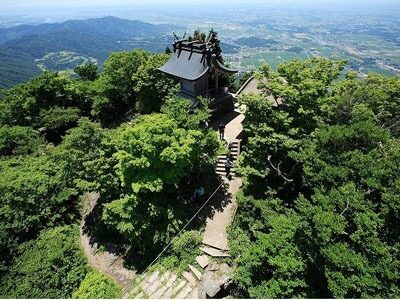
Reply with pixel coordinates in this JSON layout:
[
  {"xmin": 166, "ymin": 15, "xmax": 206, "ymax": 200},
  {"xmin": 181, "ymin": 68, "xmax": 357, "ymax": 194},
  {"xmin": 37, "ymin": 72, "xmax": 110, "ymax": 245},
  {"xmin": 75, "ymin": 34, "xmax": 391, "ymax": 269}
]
[{"xmin": 2, "ymin": 0, "xmax": 400, "ymax": 10}]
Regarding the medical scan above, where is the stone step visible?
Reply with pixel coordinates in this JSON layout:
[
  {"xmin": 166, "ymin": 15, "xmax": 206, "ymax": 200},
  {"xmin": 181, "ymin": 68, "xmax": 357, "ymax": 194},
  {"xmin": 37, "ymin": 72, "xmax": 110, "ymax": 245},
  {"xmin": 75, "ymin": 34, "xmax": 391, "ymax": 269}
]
[
  {"xmin": 165, "ymin": 273, "xmax": 178, "ymax": 288},
  {"xmin": 182, "ymin": 271, "xmax": 197, "ymax": 287},
  {"xmin": 172, "ymin": 280, "xmax": 188, "ymax": 298},
  {"xmin": 216, "ymin": 163, "xmax": 237, "ymax": 168},
  {"xmin": 129, "ymin": 285, "xmax": 141, "ymax": 298},
  {"xmin": 151, "ymin": 272, "xmax": 178, "ymax": 299},
  {"xmin": 188, "ymin": 264, "xmax": 202, "ymax": 280},
  {"xmin": 135, "ymin": 291, "xmax": 145, "ymax": 299},
  {"xmin": 216, "ymin": 172, "xmax": 236, "ymax": 178},
  {"xmin": 150, "ymin": 284, "xmax": 169, "ymax": 299},
  {"xmin": 161, "ymin": 287, "xmax": 174, "ymax": 299},
  {"xmin": 202, "ymin": 239, "xmax": 230, "ymax": 252},
  {"xmin": 187, "ymin": 287, "xmax": 199, "ymax": 299},
  {"xmin": 217, "ymin": 160, "xmax": 237, "ymax": 166},
  {"xmin": 217, "ymin": 155, "xmax": 238, "ymax": 161},
  {"xmin": 139, "ymin": 271, "xmax": 159, "ymax": 293},
  {"xmin": 216, "ymin": 173, "xmax": 236, "ymax": 178},
  {"xmin": 200, "ymin": 246, "xmax": 230, "ymax": 257},
  {"xmin": 217, "ymin": 156, "xmax": 238, "ymax": 162},
  {"xmin": 175, "ymin": 279, "xmax": 187, "ymax": 291},
  {"xmin": 217, "ymin": 157, "xmax": 237, "ymax": 162},
  {"xmin": 195, "ymin": 255, "xmax": 210, "ymax": 269},
  {"xmin": 216, "ymin": 167, "xmax": 236, "ymax": 173},
  {"xmin": 216, "ymin": 163, "xmax": 235, "ymax": 168},
  {"xmin": 145, "ymin": 277, "xmax": 163, "ymax": 297},
  {"xmin": 175, "ymin": 284, "xmax": 192, "ymax": 299}
]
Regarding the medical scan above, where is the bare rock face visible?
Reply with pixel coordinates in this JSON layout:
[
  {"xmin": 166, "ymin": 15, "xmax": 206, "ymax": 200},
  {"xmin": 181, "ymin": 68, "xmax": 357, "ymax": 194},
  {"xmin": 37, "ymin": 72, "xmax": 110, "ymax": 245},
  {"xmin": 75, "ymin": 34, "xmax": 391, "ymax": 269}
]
[
  {"xmin": 217, "ymin": 263, "xmax": 232, "ymax": 286},
  {"xmin": 203, "ymin": 278, "xmax": 221, "ymax": 297},
  {"xmin": 201, "ymin": 262, "xmax": 234, "ymax": 297}
]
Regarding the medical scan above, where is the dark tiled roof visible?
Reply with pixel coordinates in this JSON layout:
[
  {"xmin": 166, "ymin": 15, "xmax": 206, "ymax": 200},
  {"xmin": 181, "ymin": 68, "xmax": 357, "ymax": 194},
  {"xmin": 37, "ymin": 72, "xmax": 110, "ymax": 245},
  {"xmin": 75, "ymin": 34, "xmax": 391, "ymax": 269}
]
[
  {"xmin": 213, "ymin": 57, "xmax": 238, "ymax": 74},
  {"xmin": 159, "ymin": 40, "xmax": 237, "ymax": 81},
  {"xmin": 159, "ymin": 48, "xmax": 211, "ymax": 81}
]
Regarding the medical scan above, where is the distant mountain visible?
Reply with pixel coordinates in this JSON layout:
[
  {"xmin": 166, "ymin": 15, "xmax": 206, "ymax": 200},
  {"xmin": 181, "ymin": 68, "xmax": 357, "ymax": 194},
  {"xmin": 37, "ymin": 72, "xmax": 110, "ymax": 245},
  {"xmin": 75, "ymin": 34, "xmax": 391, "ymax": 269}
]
[
  {"xmin": 220, "ymin": 42, "xmax": 240, "ymax": 54},
  {"xmin": 0, "ymin": 16, "xmax": 174, "ymax": 45},
  {"xmin": 0, "ymin": 17, "xmax": 181, "ymax": 88},
  {"xmin": 235, "ymin": 36, "xmax": 278, "ymax": 48}
]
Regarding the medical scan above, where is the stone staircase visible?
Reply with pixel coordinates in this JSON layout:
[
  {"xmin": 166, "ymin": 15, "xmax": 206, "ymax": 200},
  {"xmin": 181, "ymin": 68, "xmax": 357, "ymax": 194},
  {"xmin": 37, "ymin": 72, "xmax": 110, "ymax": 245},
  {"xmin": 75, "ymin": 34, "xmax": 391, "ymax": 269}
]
[
  {"xmin": 128, "ymin": 247, "xmax": 232, "ymax": 299},
  {"xmin": 129, "ymin": 268, "xmax": 200, "ymax": 299},
  {"xmin": 216, "ymin": 139, "xmax": 240, "ymax": 178}
]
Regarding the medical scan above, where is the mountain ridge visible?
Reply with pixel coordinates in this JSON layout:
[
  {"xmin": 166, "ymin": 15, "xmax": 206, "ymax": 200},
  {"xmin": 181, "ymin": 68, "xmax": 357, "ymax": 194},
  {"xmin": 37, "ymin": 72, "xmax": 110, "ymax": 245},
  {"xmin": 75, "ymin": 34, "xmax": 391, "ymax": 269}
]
[{"xmin": 0, "ymin": 16, "xmax": 182, "ymax": 88}]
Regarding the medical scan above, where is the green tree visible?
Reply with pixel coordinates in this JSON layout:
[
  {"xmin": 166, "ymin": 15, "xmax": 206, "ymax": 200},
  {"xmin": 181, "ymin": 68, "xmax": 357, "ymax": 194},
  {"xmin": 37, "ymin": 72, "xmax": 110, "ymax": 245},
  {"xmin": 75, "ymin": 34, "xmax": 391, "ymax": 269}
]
[
  {"xmin": 92, "ymin": 50, "xmax": 149, "ymax": 124},
  {"xmin": 161, "ymin": 96, "xmax": 210, "ymax": 130},
  {"xmin": 74, "ymin": 62, "xmax": 98, "ymax": 81},
  {"xmin": 0, "ymin": 154, "xmax": 79, "ymax": 274},
  {"xmin": 102, "ymin": 113, "xmax": 219, "ymax": 250},
  {"xmin": 0, "ymin": 125, "xmax": 43, "ymax": 156},
  {"xmin": 134, "ymin": 53, "xmax": 178, "ymax": 114},
  {"xmin": 231, "ymin": 197, "xmax": 308, "ymax": 298},
  {"xmin": 0, "ymin": 72, "xmax": 93, "ymax": 141},
  {"xmin": 230, "ymin": 59, "xmax": 400, "ymax": 298}
]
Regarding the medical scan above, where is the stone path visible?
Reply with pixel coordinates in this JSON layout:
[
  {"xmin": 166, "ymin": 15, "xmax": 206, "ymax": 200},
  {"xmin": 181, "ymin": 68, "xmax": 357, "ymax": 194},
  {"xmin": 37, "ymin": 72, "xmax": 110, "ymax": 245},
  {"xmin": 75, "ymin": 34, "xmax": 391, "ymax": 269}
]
[
  {"xmin": 80, "ymin": 192, "xmax": 136, "ymax": 294},
  {"xmin": 129, "ymin": 269, "xmax": 203, "ymax": 299},
  {"xmin": 204, "ymin": 109, "xmax": 244, "ymax": 251},
  {"xmin": 128, "ymin": 258, "xmax": 233, "ymax": 299}
]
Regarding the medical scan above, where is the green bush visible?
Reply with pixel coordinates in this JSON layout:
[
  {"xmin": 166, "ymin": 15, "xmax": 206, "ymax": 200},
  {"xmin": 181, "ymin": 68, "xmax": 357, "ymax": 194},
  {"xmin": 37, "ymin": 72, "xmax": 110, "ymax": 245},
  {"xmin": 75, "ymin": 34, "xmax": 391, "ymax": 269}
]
[
  {"xmin": 72, "ymin": 271, "xmax": 121, "ymax": 299},
  {"xmin": 171, "ymin": 230, "xmax": 202, "ymax": 258},
  {"xmin": 161, "ymin": 230, "xmax": 202, "ymax": 273}
]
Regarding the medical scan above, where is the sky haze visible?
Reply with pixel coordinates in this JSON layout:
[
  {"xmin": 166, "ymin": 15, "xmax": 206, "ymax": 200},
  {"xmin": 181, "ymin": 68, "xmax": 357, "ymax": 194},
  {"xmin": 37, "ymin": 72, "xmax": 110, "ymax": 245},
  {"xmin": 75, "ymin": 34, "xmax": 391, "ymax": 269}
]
[{"xmin": 2, "ymin": 0, "xmax": 400, "ymax": 11}]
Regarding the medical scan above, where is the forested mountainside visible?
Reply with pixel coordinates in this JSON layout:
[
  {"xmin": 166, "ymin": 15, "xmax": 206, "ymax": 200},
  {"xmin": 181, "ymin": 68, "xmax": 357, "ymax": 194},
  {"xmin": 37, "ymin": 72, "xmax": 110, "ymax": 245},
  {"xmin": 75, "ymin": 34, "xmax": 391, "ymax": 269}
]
[
  {"xmin": 0, "ymin": 32, "xmax": 399, "ymax": 298},
  {"xmin": 229, "ymin": 62, "xmax": 400, "ymax": 298},
  {"xmin": 0, "ymin": 17, "xmax": 181, "ymax": 88}
]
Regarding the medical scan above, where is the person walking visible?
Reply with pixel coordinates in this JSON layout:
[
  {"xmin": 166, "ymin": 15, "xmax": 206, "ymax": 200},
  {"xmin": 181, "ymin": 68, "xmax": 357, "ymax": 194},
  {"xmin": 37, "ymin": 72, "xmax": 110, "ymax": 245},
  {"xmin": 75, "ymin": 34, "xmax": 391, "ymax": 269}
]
[
  {"xmin": 218, "ymin": 122, "xmax": 225, "ymax": 140},
  {"xmin": 224, "ymin": 157, "xmax": 233, "ymax": 180}
]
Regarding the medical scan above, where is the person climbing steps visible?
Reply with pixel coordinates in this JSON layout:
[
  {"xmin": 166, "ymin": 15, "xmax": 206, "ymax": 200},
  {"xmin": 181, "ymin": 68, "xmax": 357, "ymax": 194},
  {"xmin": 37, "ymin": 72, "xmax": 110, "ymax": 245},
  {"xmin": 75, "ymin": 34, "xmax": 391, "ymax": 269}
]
[
  {"xmin": 224, "ymin": 157, "xmax": 234, "ymax": 180},
  {"xmin": 218, "ymin": 122, "xmax": 225, "ymax": 140}
]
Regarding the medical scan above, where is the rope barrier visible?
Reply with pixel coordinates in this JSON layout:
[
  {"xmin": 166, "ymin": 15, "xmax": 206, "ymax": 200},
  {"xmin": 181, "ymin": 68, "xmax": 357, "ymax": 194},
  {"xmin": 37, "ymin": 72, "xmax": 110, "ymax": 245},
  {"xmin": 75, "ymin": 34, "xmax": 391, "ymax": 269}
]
[{"xmin": 141, "ymin": 181, "xmax": 225, "ymax": 275}]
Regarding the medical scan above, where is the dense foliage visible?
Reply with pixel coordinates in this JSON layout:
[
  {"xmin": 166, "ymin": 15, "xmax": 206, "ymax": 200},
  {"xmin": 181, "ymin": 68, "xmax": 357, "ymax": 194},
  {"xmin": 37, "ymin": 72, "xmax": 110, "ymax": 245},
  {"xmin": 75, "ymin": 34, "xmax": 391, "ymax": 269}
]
[
  {"xmin": 103, "ymin": 107, "xmax": 219, "ymax": 252},
  {"xmin": 0, "ymin": 48, "xmax": 181, "ymax": 293},
  {"xmin": 0, "ymin": 225, "xmax": 88, "ymax": 298},
  {"xmin": 230, "ymin": 58, "xmax": 400, "ymax": 298},
  {"xmin": 1, "ymin": 40, "xmax": 399, "ymax": 299}
]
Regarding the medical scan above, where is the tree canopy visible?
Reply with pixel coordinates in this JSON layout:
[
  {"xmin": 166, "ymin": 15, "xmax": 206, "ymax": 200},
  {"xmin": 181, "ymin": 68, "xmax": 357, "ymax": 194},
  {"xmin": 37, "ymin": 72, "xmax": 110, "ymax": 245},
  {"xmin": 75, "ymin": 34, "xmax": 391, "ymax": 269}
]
[
  {"xmin": 0, "ymin": 225, "xmax": 88, "ymax": 298},
  {"xmin": 0, "ymin": 44, "xmax": 399, "ymax": 299},
  {"xmin": 230, "ymin": 58, "xmax": 400, "ymax": 298},
  {"xmin": 103, "ymin": 111, "xmax": 219, "ymax": 250}
]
